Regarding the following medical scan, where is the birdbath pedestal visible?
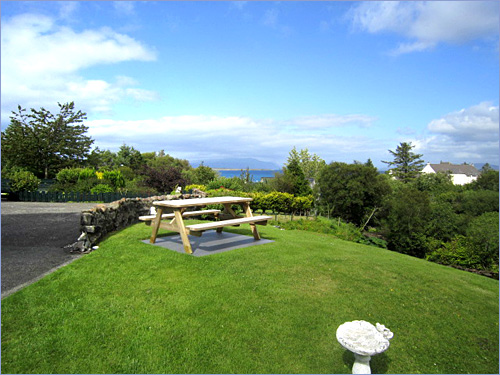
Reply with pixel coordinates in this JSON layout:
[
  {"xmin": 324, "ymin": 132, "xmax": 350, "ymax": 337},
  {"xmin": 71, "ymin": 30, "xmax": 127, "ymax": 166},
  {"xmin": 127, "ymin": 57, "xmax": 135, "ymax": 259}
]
[{"xmin": 336, "ymin": 320, "xmax": 393, "ymax": 374}]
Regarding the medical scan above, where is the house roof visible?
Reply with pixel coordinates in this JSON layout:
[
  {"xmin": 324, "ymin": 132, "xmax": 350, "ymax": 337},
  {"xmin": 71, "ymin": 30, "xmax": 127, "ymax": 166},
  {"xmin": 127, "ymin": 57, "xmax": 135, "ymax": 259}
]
[{"xmin": 427, "ymin": 162, "xmax": 480, "ymax": 176}]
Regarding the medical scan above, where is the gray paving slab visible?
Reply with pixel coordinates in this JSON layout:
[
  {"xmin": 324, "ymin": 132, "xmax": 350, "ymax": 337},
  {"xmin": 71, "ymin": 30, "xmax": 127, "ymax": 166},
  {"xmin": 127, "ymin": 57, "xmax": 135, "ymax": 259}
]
[
  {"xmin": 1, "ymin": 202, "xmax": 98, "ymax": 298},
  {"xmin": 142, "ymin": 231, "xmax": 274, "ymax": 256}
]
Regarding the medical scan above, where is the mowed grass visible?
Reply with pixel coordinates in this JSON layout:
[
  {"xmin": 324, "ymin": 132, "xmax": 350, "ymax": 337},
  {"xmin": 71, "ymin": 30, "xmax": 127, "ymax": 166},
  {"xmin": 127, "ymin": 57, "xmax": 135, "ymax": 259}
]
[{"xmin": 2, "ymin": 222, "xmax": 498, "ymax": 374}]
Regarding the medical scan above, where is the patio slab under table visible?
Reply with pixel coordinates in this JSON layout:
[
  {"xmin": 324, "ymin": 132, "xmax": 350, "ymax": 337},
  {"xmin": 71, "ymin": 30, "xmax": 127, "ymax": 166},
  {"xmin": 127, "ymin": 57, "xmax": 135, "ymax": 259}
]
[{"xmin": 142, "ymin": 230, "xmax": 274, "ymax": 257}]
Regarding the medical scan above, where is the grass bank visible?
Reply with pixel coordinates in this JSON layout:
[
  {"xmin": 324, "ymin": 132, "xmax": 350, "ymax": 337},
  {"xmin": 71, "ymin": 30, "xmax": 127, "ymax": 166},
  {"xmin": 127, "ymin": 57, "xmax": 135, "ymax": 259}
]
[{"xmin": 2, "ymin": 223, "xmax": 498, "ymax": 374}]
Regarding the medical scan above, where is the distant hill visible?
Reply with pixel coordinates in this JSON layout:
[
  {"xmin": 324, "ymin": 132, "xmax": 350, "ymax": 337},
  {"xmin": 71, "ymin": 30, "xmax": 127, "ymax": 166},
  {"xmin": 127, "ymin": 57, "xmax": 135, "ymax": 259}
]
[
  {"xmin": 191, "ymin": 158, "xmax": 281, "ymax": 170},
  {"xmin": 474, "ymin": 163, "xmax": 499, "ymax": 171}
]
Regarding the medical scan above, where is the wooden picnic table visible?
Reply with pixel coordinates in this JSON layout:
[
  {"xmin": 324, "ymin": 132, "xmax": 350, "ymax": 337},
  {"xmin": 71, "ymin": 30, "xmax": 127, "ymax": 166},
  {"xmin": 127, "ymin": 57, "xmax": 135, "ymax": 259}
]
[{"xmin": 146, "ymin": 196, "xmax": 271, "ymax": 254}]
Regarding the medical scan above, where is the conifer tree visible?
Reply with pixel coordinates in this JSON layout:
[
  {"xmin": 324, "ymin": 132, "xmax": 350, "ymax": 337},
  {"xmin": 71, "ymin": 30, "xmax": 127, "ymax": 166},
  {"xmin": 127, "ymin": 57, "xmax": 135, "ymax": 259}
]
[{"xmin": 382, "ymin": 142, "xmax": 425, "ymax": 182}]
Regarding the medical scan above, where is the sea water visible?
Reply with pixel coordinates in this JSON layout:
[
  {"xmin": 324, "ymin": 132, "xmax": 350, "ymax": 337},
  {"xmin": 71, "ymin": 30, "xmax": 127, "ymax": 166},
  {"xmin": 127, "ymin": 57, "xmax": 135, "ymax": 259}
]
[{"xmin": 216, "ymin": 169, "xmax": 281, "ymax": 182}]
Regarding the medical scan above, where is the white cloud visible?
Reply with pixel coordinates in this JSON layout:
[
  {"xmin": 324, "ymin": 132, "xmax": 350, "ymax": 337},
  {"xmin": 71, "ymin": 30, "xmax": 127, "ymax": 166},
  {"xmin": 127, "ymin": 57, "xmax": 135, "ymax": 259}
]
[
  {"xmin": 289, "ymin": 114, "xmax": 376, "ymax": 129},
  {"xmin": 348, "ymin": 1, "xmax": 499, "ymax": 54},
  {"xmin": 85, "ymin": 114, "xmax": 389, "ymax": 166},
  {"xmin": 427, "ymin": 102, "xmax": 499, "ymax": 142},
  {"xmin": 410, "ymin": 102, "xmax": 499, "ymax": 164},
  {"xmin": 1, "ymin": 13, "xmax": 158, "ymax": 123}
]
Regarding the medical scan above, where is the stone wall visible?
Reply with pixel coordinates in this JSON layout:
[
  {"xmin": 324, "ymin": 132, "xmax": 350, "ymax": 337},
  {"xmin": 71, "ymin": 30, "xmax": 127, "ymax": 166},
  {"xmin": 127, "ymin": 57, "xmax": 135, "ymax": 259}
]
[{"xmin": 76, "ymin": 193, "xmax": 201, "ymax": 252}]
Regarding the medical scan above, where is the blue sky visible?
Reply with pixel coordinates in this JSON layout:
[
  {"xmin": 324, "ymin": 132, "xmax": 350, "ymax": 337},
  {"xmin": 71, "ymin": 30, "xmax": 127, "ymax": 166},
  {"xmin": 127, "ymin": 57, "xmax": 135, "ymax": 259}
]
[{"xmin": 1, "ymin": 1, "xmax": 499, "ymax": 169}]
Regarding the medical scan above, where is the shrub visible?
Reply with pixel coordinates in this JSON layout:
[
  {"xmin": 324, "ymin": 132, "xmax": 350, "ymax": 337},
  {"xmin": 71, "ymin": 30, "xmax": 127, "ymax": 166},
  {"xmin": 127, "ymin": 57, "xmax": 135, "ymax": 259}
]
[
  {"xmin": 276, "ymin": 217, "xmax": 386, "ymax": 248},
  {"xmin": 91, "ymin": 184, "xmax": 114, "ymax": 194},
  {"xmin": 102, "ymin": 170, "xmax": 126, "ymax": 190},
  {"xmin": 78, "ymin": 168, "xmax": 97, "ymax": 181},
  {"xmin": 427, "ymin": 212, "xmax": 499, "ymax": 271},
  {"xmin": 427, "ymin": 235, "xmax": 474, "ymax": 268},
  {"xmin": 123, "ymin": 176, "xmax": 157, "ymax": 195},
  {"xmin": 291, "ymin": 195, "xmax": 313, "ymax": 215},
  {"xmin": 55, "ymin": 168, "xmax": 81, "ymax": 185},
  {"xmin": 9, "ymin": 170, "xmax": 40, "ymax": 192},
  {"xmin": 206, "ymin": 177, "xmax": 244, "ymax": 191},
  {"xmin": 185, "ymin": 184, "xmax": 207, "ymax": 192}
]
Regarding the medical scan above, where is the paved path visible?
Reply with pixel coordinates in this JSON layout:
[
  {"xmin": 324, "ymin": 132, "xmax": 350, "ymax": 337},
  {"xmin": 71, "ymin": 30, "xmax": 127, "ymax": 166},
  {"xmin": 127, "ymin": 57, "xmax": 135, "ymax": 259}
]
[{"xmin": 1, "ymin": 202, "xmax": 98, "ymax": 298}]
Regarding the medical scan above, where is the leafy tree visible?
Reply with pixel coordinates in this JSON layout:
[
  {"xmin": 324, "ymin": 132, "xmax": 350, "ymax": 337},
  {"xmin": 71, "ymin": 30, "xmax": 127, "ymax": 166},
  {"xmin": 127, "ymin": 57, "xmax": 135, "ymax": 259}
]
[
  {"xmin": 471, "ymin": 170, "xmax": 499, "ymax": 191},
  {"xmin": 1, "ymin": 102, "xmax": 93, "ymax": 178},
  {"xmin": 382, "ymin": 142, "xmax": 425, "ymax": 183},
  {"xmin": 116, "ymin": 144, "xmax": 145, "ymax": 171},
  {"xmin": 86, "ymin": 147, "xmax": 117, "ymax": 170},
  {"xmin": 466, "ymin": 212, "xmax": 499, "ymax": 269},
  {"xmin": 316, "ymin": 162, "xmax": 390, "ymax": 225},
  {"xmin": 287, "ymin": 146, "xmax": 326, "ymax": 179},
  {"xmin": 142, "ymin": 166, "xmax": 187, "ymax": 194},
  {"xmin": 411, "ymin": 172, "xmax": 455, "ymax": 194},
  {"xmin": 182, "ymin": 162, "xmax": 217, "ymax": 185},
  {"xmin": 428, "ymin": 213, "xmax": 499, "ymax": 271},
  {"xmin": 383, "ymin": 185, "xmax": 432, "ymax": 258},
  {"xmin": 284, "ymin": 159, "xmax": 312, "ymax": 196},
  {"xmin": 480, "ymin": 163, "xmax": 493, "ymax": 172},
  {"xmin": 143, "ymin": 150, "xmax": 191, "ymax": 171},
  {"xmin": 267, "ymin": 171, "xmax": 296, "ymax": 194},
  {"xmin": 239, "ymin": 167, "xmax": 253, "ymax": 184},
  {"xmin": 459, "ymin": 189, "xmax": 499, "ymax": 217}
]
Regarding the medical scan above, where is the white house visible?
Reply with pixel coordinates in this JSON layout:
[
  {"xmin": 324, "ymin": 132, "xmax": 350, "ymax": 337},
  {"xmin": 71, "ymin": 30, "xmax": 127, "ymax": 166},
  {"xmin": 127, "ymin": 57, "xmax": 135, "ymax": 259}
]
[{"xmin": 421, "ymin": 162, "xmax": 480, "ymax": 185}]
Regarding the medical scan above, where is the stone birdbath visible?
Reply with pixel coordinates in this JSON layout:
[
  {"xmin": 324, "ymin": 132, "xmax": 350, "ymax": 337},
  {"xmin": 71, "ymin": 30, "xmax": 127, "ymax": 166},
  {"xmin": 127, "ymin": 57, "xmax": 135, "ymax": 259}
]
[{"xmin": 336, "ymin": 320, "xmax": 393, "ymax": 374}]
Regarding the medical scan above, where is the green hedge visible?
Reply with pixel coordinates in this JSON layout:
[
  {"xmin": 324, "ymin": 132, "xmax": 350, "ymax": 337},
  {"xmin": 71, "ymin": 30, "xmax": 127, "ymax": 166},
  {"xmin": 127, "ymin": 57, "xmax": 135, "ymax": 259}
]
[{"xmin": 204, "ymin": 189, "xmax": 314, "ymax": 216}]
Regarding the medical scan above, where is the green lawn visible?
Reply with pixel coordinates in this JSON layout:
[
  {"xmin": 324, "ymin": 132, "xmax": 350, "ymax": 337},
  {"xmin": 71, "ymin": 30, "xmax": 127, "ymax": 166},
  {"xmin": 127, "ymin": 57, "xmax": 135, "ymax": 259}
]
[{"xmin": 2, "ymin": 222, "xmax": 498, "ymax": 374}]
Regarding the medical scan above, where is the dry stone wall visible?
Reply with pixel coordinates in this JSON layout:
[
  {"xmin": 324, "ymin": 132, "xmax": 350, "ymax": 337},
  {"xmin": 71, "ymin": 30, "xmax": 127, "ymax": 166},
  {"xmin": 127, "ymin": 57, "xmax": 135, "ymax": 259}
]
[{"xmin": 76, "ymin": 193, "xmax": 202, "ymax": 252}]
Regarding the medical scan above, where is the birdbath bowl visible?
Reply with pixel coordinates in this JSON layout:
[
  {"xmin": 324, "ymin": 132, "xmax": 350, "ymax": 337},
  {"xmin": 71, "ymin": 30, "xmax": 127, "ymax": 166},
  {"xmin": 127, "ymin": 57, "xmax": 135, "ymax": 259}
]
[{"xmin": 336, "ymin": 320, "xmax": 393, "ymax": 374}]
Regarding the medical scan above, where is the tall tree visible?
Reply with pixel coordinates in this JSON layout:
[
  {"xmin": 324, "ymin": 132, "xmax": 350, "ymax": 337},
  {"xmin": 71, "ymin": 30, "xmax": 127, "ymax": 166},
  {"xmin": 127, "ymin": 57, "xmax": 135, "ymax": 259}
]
[
  {"xmin": 287, "ymin": 147, "xmax": 326, "ymax": 180},
  {"xmin": 1, "ymin": 102, "xmax": 93, "ymax": 178},
  {"xmin": 183, "ymin": 162, "xmax": 218, "ymax": 185},
  {"xmin": 316, "ymin": 162, "xmax": 390, "ymax": 225},
  {"xmin": 382, "ymin": 142, "xmax": 425, "ymax": 182},
  {"xmin": 284, "ymin": 158, "xmax": 312, "ymax": 196},
  {"xmin": 115, "ymin": 144, "xmax": 145, "ymax": 171}
]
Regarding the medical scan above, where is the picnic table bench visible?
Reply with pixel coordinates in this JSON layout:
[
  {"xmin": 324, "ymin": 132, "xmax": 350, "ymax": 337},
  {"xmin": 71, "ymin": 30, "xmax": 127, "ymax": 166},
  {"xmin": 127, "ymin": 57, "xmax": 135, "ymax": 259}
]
[
  {"xmin": 139, "ymin": 209, "xmax": 221, "ymax": 223},
  {"xmin": 145, "ymin": 196, "xmax": 272, "ymax": 254}
]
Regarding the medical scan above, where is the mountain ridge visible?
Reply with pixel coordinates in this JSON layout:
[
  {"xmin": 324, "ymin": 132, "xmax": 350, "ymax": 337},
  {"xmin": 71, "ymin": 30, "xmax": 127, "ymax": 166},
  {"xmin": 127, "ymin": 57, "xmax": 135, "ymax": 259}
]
[{"xmin": 191, "ymin": 157, "xmax": 281, "ymax": 170}]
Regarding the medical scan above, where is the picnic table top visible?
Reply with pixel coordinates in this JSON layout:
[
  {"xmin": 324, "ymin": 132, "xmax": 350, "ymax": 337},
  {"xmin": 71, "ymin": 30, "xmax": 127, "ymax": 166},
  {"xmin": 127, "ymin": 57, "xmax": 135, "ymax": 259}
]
[{"xmin": 153, "ymin": 196, "xmax": 252, "ymax": 208}]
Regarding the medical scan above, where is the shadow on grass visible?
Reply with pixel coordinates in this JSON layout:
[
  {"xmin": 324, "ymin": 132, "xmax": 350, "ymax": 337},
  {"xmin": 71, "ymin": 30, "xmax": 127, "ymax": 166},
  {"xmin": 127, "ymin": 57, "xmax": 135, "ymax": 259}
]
[{"xmin": 342, "ymin": 350, "xmax": 391, "ymax": 374}]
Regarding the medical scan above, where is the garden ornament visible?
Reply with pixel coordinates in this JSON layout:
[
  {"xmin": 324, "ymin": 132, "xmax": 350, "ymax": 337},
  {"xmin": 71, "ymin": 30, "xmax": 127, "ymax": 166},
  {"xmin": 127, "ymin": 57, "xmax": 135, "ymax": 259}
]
[{"xmin": 336, "ymin": 320, "xmax": 393, "ymax": 374}]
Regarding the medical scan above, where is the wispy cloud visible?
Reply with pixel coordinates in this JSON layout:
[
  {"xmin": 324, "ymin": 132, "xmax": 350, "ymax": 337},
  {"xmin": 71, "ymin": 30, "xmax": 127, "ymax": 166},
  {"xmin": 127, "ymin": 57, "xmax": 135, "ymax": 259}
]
[
  {"xmin": 261, "ymin": 7, "xmax": 292, "ymax": 36},
  {"xmin": 231, "ymin": 1, "xmax": 248, "ymax": 11},
  {"xmin": 1, "ymin": 12, "xmax": 158, "ymax": 122},
  {"xmin": 347, "ymin": 1, "xmax": 499, "ymax": 54},
  {"xmin": 113, "ymin": 1, "xmax": 136, "ymax": 16},
  {"xmin": 85, "ymin": 113, "xmax": 386, "ymax": 165},
  {"xmin": 289, "ymin": 114, "xmax": 376, "ymax": 130},
  {"xmin": 58, "ymin": 1, "xmax": 80, "ymax": 20}
]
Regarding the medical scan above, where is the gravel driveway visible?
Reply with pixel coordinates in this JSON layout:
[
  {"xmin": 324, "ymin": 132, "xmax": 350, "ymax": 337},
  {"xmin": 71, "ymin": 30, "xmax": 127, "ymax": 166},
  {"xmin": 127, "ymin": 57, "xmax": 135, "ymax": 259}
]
[{"xmin": 1, "ymin": 202, "xmax": 98, "ymax": 298}]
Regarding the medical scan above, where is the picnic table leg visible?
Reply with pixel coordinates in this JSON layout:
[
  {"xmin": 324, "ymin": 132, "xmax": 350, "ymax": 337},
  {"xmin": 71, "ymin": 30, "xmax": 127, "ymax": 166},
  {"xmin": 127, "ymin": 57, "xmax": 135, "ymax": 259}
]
[
  {"xmin": 242, "ymin": 202, "xmax": 260, "ymax": 240},
  {"xmin": 150, "ymin": 207, "xmax": 164, "ymax": 244},
  {"xmin": 218, "ymin": 203, "xmax": 238, "ymax": 233},
  {"xmin": 173, "ymin": 209, "xmax": 193, "ymax": 254}
]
